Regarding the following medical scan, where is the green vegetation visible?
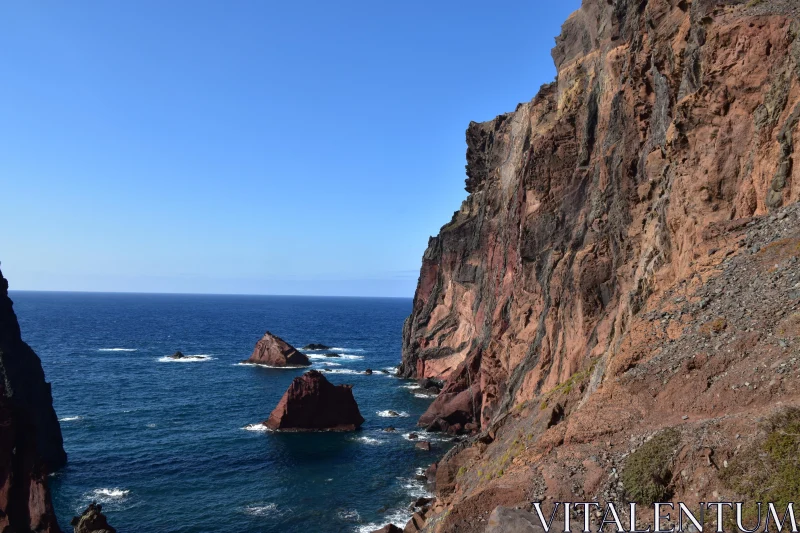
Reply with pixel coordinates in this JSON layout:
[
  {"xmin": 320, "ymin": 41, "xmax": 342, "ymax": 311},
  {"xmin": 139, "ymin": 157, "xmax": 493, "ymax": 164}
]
[
  {"xmin": 621, "ymin": 428, "xmax": 681, "ymax": 505},
  {"xmin": 721, "ymin": 409, "xmax": 800, "ymax": 512}
]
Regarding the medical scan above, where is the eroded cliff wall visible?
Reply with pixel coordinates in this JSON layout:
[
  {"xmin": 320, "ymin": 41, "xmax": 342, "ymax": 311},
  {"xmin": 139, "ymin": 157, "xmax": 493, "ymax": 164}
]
[
  {"xmin": 401, "ymin": 0, "xmax": 800, "ymax": 434},
  {"xmin": 395, "ymin": 1, "xmax": 800, "ymax": 531}
]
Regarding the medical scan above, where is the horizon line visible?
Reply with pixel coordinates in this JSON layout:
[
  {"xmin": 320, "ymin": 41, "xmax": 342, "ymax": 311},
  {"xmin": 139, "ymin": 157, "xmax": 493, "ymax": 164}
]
[{"xmin": 8, "ymin": 288, "xmax": 414, "ymax": 299}]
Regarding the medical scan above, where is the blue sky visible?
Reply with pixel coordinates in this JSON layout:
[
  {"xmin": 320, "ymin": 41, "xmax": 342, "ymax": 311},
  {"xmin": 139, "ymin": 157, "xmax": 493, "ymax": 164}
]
[{"xmin": 0, "ymin": 0, "xmax": 580, "ymax": 297}]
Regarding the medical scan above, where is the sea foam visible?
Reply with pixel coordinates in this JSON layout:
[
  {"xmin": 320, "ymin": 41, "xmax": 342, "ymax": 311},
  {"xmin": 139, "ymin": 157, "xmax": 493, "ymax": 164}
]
[
  {"xmin": 98, "ymin": 348, "xmax": 137, "ymax": 352},
  {"xmin": 58, "ymin": 416, "xmax": 83, "ymax": 422},
  {"xmin": 376, "ymin": 410, "xmax": 409, "ymax": 418},
  {"xmin": 243, "ymin": 423, "xmax": 271, "ymax": 432},
  {"xmin": 242, "ymin": 503, "xmax": 279, "ymax": 517},
  {"xmin": 157, "ymin": 354, "xmax": 214, "ymax": 363}
]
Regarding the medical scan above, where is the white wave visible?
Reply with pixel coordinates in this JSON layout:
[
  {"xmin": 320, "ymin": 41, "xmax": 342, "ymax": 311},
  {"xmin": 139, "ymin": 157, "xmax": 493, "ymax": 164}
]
[
  {"xmin": 338, "ymin": 509, "xmax": 361, "ymax": 522},
  {"xmin": 401, "ymin": 476, "xmax": 433, "ymax": 499},
  {"xmin": 88, "ymin": 488, "xmax": 130, "ymax": 502},
  {"xmin": 355, "ymin": 509, "xmax": 410, "ymax": 533},
  {"xmin": 401, "ymin": 384, "xmax": 421, "ymax": 390},
  {"xmin": 329, "ymin": 347, "xmax": 364, "ymax": 352},
  {"xmin": 376, "ymin": 410, "xmax": 409, "ymax": 418},
  {"xmin": 243, "ymin": 423, "xmax": 271, "ymax": 432},
  {"xmin": 414, "ymin": 393, "xmax": 435, "ymax": 399},
  {"xmin": 402, "ymin": 431, "xmax": 453, "ymax": 443},
  {"xmin": 234, "ymin": 362, "xmax": 306, "ymax": 369},
  {"xmin": 243, "ymin": 503, "xmax": 278, "ymax": 517},
  {"xmin": 319, "ymin": 368, "xmax": 361, "ymax": 375},
  {"xmin": 354, "ymin": 436, "xmax": 383, "ymax": 445},
  {"xmin": 306, "ymin": 352, "xmax": 363, "ymax": 361},
  {"xmin": 59, "ymin": 416, "xmax": 82, "ymax": 422},
  {"xmin": 157, "ymin": 354, "xmax": 214, "ymax": 363},
  {"xmin": 98, "ymin": 348, "xmax": 137, "ymax": 352},
  {"xmin": 146, "ymin": 423, "xmax": 157, "ymax": 428},
  {"xmin": 315, "ymin": 361, "xmax": 341, "ymax": 367}
]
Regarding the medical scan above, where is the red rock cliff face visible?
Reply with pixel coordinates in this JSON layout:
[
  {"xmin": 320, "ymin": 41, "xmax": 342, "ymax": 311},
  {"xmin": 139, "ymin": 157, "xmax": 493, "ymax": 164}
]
[
  {"xmin": 0, "ymin": 268, "xmax": 66, "ymax": 532},
  {"xmin": 401, "ymin": 0, "xmax": 800, "ymax": 434}
]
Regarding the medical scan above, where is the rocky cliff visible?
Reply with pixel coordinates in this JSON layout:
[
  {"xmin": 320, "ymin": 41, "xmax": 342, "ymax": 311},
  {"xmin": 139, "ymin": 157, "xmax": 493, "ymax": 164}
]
[
  {"xmin": 0, "ymin": 268, "xmax": 66, "ymax": 532},
  {"xmin": 397, "ymin": 0, "xmax": 800, "ymax": 531}
]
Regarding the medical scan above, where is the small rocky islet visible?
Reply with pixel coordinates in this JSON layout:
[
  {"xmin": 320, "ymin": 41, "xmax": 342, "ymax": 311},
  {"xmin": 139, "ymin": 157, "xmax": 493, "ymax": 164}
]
[
  {"xmin": 243, "ymin": 331, "xmax": 311, "ymax": 367},
  {"xmin": 259, "ymin": 369, "xmax": 365, "ymax": 431}
]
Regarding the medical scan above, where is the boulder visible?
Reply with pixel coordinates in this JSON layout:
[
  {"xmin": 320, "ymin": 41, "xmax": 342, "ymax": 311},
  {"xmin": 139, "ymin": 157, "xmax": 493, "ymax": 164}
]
[
  {"xmin": 403, "ymin": 510, "xmax": 427, "ymax": 533},
  {"xmin": 302, "ymin": 343, "xmax": 330, "ymax": 350},
  {"xmin": 364, "ymin": 369, "xmax": 373, "ymax": 375},
  {"xmin": 486, "ymin": 506, "xmax": 575, "ymax": 533},
  {"xmin": 370, "ymin": 525, "xmax": 403, "ymax": 533},
  {"xmin": 170, "ymin": 351, "xmax": 185, "ymax": 359},
  {"xmin": 265, "ymin": 370, "xmax": 364, "ymax": 431},
  {"xmin": 71, "ymin": 503, "xmax": 116, "ymax": 533},
  {"xmin": 245, "ymin": 332, "xmax": 310, "ymax": 367},
  {"xmin": 415, "ymin": 441, "xmax": 431, "ymax": 451},
  {"xmin": 410, "ymin": 497, "xmax": 433, "ymax": 510},
  {"xmin": 418, "ymin": 383, "xmax": 480, "ymax": 434}
]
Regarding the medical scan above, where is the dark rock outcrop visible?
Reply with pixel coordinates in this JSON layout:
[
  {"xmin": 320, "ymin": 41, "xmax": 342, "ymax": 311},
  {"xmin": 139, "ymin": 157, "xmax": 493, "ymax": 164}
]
[
  {"xmin": 71, "ymin": 503, "xmax": 116, "ymax": 533},
  {"xmin": 0, "ymin": 267, "xmax": 65, "ymax": 532},
  {"xmin": 245, "ymin": 332, "xmax": 310, "ymax": 367},
  {"xmin": 170, "ymin": 351, "xmax": 185, "ymax": 359},
  {"xmin": 265, "ymin": 370, "xmax": 364, "ymax": 431},
  {"xmin": 302, "ymin": 343, "xmax": 330, "ymax": 350},
  {"xmin": 370, "ymin": 525, "xmax": 403, "ymax": 533}
]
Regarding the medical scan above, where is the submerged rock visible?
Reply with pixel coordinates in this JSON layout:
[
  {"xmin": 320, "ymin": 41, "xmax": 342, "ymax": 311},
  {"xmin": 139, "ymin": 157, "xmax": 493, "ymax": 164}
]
[
  {"xmin": 323, "ymin": 352, "xmax": 341, "ymax": 358},
  {"xmin": 415, "ymin": 441, "xmax": 431, "ymax": 451},
  {"xmin": 72, "ymin": 503, "xmax": 116, "ymax": 533},
  {"xmin": 302, "ymin": 343, "xmax": 330, "ymax": 350},
  {"xmin": 245, "ymin": 332, "xmax": 310, "ymax": 367},
  {"xmin": 170, "ymin": 351, "xmax": 185, "ymax": 359},
  {"xmin": 364, "ymin": 368, "xmax": 373, "ymax": 375},
  {"xmin": 265, "ymin": 370, "xmax": 364, "ymax": 431}
]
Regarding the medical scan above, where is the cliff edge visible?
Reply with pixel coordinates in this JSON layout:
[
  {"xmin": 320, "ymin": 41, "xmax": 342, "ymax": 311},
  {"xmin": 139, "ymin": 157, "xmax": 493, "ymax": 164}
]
[
  {"xmin": 0, "ymin": 267, "xmax": 66, "ymax": 531},
  {"xmin": 398, "ymin": 0, "xmax": 800, "ymax": 531}
]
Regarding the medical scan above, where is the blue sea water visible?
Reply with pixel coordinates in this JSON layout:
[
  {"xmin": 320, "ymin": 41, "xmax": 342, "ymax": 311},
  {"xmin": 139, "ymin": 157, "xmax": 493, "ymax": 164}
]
[{"xmin": 10, "ymin": 291, "xmax": 446, "ymax": 533}]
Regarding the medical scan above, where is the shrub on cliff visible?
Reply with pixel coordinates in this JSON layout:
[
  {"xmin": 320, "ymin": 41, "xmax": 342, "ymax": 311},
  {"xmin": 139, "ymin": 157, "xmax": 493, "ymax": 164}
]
[
  {"xmin": 621, "ymin": 428, "xmax": 681, "ymax": 505},
  {"xmin": 721, "ymin": 408, "xmax": 800, "ymax": 511}
]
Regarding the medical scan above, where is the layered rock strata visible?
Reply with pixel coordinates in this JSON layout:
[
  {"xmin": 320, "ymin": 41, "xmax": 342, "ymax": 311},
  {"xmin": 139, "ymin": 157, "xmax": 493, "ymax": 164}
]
[{"xmin": 392, "ymin": 0, "xmax": 800, "ymax": 531}]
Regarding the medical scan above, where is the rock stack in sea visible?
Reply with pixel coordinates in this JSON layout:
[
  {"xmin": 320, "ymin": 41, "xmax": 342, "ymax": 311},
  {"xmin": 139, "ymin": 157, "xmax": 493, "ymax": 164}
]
[
  {"xmin": 264, "ymin": 370, "xmax": 364, "ymax": 431},
  {"xmin": 244, "ymin": 331, "xmax": 311, "ymax": 367},
  {"xmin": 72, "ymin": 503, "xmax": 117, "ymax": 533}
]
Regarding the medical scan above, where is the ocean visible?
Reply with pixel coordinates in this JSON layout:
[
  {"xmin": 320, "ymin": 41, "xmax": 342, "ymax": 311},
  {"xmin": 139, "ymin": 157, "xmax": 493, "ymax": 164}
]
[{"xmin": 10, "ymin": 291, "xmax": 447, "ymax": 533}]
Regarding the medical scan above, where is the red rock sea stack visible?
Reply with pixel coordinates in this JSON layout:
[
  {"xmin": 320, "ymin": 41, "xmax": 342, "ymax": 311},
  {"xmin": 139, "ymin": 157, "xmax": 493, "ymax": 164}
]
[
  {"xmin": 265, "ymin": 370, "xmax": 365, "ymax": 431},
  {"xmin": 245, "ymin": 331, "xmax": 310, "ymax": 367}
]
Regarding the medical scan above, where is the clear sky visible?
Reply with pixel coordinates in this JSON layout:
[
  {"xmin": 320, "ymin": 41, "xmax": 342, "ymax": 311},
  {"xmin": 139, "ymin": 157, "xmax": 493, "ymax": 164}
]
[{"xmin": 1, "ymin": 0, "xmax": 581, "ymax": 297}]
